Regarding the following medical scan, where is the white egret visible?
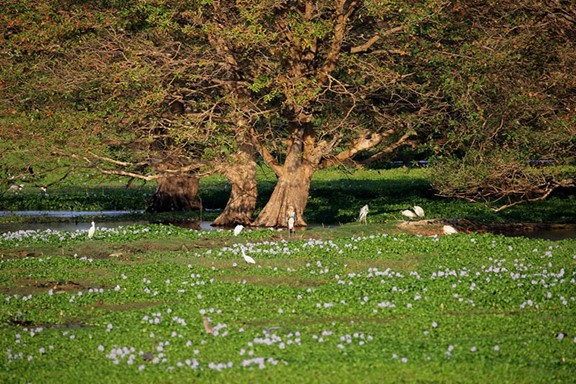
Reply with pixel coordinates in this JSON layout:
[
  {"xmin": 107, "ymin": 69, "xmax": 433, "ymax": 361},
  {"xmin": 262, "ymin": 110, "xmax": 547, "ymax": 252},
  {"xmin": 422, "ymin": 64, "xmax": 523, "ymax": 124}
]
[
  {"xmin": 241, "ymin": 247, "xmax": 256, "ymax": 264},
  {"xmin": 88, "ymin": 221, "xmax": 96, "ymax": 239},
  {"xmin": 233, "ymin": 224, "xmax": 244, "ymax": 236},
  {"xmin": 401, "ymin": 209, "xmax": 418, "ymax": 219},
  {"xmin": 413, "ymin": 205, "xmax": 425, "ymax": 217},
  {"xmin": 359, "ymin": 204, "xmax": 369, "ymax": 224},
  {"xmin": 286, "ymin": 206, "xmax": 296, "ymax": 235},
  {"xmin": 443, "ymin": 225, "xmax": 458, "ymax": 235}
]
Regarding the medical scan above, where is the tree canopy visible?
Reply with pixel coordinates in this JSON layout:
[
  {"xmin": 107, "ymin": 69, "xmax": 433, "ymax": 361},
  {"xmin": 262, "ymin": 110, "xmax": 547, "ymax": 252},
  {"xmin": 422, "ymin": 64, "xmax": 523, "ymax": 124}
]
[{"xmin": 1, "ymin": 0, "xmax": 574, "ymax": 219}]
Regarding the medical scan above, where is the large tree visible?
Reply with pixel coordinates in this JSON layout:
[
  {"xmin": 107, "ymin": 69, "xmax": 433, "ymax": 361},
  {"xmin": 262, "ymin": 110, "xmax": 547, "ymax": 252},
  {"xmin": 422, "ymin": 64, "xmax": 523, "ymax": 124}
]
[
  {"xmin": 0, "ymin": 0, "xmax": 257, "ymax": 221},
  {"xmin": 3, "ymin": 0, "xmax": 438, "ymax": 226},
  {"xmin": 3, "ymin": 0, "xmax": 573, "ymax": 222},
  {"xmin": 181, "ymin": 0, "xmax": 444, "ymax": 227}
]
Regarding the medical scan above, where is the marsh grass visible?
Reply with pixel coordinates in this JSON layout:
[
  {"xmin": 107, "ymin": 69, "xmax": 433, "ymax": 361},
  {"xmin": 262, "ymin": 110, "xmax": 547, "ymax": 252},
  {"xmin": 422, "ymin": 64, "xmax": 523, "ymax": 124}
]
[
  {"xmin": 0, "ymin": 168, "xmax": 575, "ymax": 382},
  {"xmin": 1, "ymin": 223, "xmax": 575, "ymax": 383}
]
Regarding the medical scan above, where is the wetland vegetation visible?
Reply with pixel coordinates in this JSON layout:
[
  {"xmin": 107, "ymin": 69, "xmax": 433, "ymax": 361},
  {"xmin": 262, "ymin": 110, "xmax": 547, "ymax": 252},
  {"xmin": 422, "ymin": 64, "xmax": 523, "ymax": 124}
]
[{"xmin": 1, "ymin": 168, "xmax": 575, "ymax": 383}]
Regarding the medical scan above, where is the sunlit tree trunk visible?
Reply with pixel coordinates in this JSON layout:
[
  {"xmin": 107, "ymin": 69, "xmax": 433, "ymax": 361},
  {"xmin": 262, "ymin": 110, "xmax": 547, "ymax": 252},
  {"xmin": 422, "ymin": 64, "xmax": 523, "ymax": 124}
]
[
  {"xmin": 212, "ymin": 141, "xmax": 258, "ymax": 226},
  {"xmin": 251, "ymin": 165, "xmax": 313, "ymax": 228},
  {"xmin": 252, "ymin": 123, "xmax": 317, "ymax": 228}
]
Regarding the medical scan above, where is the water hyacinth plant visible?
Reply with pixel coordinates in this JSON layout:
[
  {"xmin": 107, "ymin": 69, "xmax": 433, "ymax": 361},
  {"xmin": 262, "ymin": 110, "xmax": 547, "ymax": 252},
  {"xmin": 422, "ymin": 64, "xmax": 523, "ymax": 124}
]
[{"xmin": 1, "ymin": 224, "xmax": 575, "ymax": 383}]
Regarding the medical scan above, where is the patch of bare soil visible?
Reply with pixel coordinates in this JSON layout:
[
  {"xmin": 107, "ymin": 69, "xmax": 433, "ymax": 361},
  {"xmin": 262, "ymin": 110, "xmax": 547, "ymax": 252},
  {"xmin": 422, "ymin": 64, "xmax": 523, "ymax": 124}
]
[
  {"xmin": 1, "ymin": 278, "xmax": 105, "ymax": 296},
  {"xmin": 397, "ymin": 220, "xmax": 447, "ymax": 236},
  {"xmin": 397, "ymin": 219, "xmax": 576, "ymax": 238}
]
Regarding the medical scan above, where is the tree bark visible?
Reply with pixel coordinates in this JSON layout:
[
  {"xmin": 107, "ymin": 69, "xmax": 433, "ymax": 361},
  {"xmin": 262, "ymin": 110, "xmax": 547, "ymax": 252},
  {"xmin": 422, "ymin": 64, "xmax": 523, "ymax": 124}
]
[
  {"xmin": 252, "ymin": 122, "xmax": 317, "ymax": 228},
  {"xmin": 212, "ymin": 141, "xmax": 258, "ymax": 226},
  {"xmin": 147, "ymin": 175, "xmax": 201, "ymax": 212},
  {"xmin": 251, "ymin": 165, "xmax": 313, "ymax": 228}
]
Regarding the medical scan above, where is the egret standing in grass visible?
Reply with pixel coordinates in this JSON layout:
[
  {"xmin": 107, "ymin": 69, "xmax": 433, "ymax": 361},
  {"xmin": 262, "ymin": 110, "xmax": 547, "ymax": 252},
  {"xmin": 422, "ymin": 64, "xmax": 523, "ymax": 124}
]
[
  {"xmin": 413, "ymin": 205, "xmax": 425, "ymax": 218},
  {"xmin": 359, "ymin": 204, "xmax": 369, "ymax": 224},
  {"xmin": 241, "ymin": 247, "xmax": 256, "ymax": 264},
  {"xmin": 233, "ymin": 224, "xmax": 244, "ymax": 236},
  {"xmin": 401, "ymin": 209, "xmax": 418, "ymax": 219},
  {"xmin": 286, "ymin": 206, "xmax": 296, "ymax": 236},
  {"xmin": 88, "ymin": 221, "xmax": 96, "ymax": 239}
]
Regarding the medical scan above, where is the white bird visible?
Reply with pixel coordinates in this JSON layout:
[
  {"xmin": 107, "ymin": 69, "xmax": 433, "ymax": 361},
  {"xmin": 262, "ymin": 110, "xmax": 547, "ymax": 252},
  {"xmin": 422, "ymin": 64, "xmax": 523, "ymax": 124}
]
[
  {"xmin": 241, "ymin": 247, "xmax": 256, "ymax": 264},
  {"xmin": 233, "ymin": 224, "xmax": 244, "ymax": 236},
  {"xmin": 359, "ymin": 204, "xmax": 369, "ymax": 224},
  {"xmin": 401, "ymin": 209, "xmax": 418, "ymax": 219},
  {"xmin": 443, "ymin": 225, "xmax": 458, "ymax": 235},
  {"xmin": 413, "ymin": 206, "xmax": 425, "ymax": 218},
  {"xmin": 286, "ymin": 206, "xmax": 296, "ymax": 235},
  {"xmin": 88, "ymin": 221, "xmax": 96, "ymax": 239}
]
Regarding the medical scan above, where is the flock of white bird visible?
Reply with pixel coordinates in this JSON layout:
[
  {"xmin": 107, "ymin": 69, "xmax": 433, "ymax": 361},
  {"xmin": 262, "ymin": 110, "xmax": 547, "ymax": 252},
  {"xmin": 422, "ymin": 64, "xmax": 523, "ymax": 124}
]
[
  {"xmin": 358, "ymin": 204, "xmax": 457, "ymax": 235},
  {"xmin": 85, "ymin": 203, "xmax": 457, "ymax": 267},
  {"xmin": 399, "ymin": 205, "xmax": 457, "ymax": 235},
  {"xmin": 401, "ymin": 205, "xmax": 425, "ymax": 219}
]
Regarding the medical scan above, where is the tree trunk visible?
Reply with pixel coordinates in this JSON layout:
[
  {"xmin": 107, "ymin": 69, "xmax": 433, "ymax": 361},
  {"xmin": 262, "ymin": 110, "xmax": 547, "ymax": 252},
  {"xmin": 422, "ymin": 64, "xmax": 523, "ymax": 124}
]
[
  {"xmin": 212, "ymin": 142, "xmax": 258, "ymax": 226},
  {"xmin": 251, "ymin": 165, "xmax": 313, "ymax": 227},
  {"xmin": 252, "ymin": 122, "xmax": 317, "ymax": 228},
  {"xmin": 147, "ymin": 175, "xmax": 201, "ymax": 212}
]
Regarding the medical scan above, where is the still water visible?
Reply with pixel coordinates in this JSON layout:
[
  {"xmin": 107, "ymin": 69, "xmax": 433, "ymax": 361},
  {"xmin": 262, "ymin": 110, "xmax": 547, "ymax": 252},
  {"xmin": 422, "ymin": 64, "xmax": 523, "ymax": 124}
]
[
  {"xmin": 0, "ymin": 211, "xmax": 575, "ymax": 240},
  {"xmin": 0, "ymin": 211, "xmax": 214, "ymax": 233}
]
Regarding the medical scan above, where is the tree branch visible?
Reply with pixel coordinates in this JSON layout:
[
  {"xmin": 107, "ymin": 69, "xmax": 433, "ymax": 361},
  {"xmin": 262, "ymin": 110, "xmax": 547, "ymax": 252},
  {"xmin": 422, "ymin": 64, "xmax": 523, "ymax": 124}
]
[
  {"xmin": 319, "ymin": 127, "xmax": 396, "ymax": 169},
  {"xmin": 350, "ymin": 26, "xmax": 404, "ymax": 54},
  {"xmin": 249, "ymin": 126, "xmax": 283, "ymax": 176},
  {"xmin": 318, "ymin": 1, "xmax": 358, "ymax": 85},
  {"xmin": 86, "ymin": 151, "xmax": 148, "ymax": 167},
  {"xmin": 360, "ymin": 132, "xmax": 415, "ymax": 165},
  {"xmin": 350, "ymin": 34, "xmax": 381, "ymax": 54}
]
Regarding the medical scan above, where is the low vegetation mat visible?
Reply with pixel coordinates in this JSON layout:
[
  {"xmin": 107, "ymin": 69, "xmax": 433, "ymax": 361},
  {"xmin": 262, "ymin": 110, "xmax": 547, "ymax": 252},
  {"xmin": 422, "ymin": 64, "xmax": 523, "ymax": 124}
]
[{"xmin": 1, "ymin": 224, "xmax": 575, "ymax": 383}]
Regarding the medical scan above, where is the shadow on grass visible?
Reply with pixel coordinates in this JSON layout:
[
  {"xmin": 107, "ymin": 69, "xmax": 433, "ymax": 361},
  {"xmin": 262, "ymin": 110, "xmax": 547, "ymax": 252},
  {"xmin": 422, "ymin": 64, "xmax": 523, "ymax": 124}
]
[
  {"xmin": 307, "ymin": 178, "xmax": 576, "ymax": 225},
  {"xmin": 2, "ymin": 171, "xmax": 575, "ymax": 226}
]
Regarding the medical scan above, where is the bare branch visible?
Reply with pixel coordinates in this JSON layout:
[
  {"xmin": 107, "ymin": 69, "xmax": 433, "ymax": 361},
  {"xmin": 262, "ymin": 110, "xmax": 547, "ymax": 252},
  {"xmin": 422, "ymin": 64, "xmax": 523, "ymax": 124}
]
[
  {"xmin": 361, "ymin": 133, "xmax": 416, "ymax": 166},
  {"xmin": 86, "ymin": 151, "xmax": 148, "ymax": 167},
  {"xmin": 249, "ymin": 126, "xmax": 283, "ymax": 176},
  {"xmin": 491, "ymin": 188, "xmax": 556, "ymax": 212},
  {"xmin": 350, "ymin": 26, "xmax": 404, "ymax": 54},
  {"xmin": 319, "ymin": 127, "xmax": 399, "ymax": 169},
  {"xmin": 96, "ymin": 168, "xmax": 160, "ymax": 181},
  {"xmin": 350, "ymin": 34, "xmax": 381, "ymax": 54}
]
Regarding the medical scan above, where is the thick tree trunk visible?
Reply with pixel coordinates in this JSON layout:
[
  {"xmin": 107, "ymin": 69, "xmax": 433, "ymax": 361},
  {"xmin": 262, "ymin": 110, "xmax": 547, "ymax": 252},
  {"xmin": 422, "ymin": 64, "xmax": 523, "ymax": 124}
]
[
  {"xmin": 252, "ymin": 165, "xmax": 313, "ymax": 227},
  {"xmin": 252, "ymin": 121, "xmax": 317, "ymax": 228},
  {"xmin": 147, "ymin": 175, "xmax": 201, "ymax": 212},
  {"xmin": 211, "ymin": 171, "xmax": 257, "ymax": 226},
  {"xmin": 212, "ymin": 142, "xmax": 258, "ymax": 226}
]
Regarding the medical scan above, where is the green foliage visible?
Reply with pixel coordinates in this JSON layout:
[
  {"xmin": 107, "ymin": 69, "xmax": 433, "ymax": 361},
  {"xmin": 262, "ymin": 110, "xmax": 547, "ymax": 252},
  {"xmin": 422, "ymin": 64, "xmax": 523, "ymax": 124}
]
[
  {"xmin": 1, "ymin": 225, "xmax": 575, "ymax": 382},
  {"xmin": 416, "ymin": 1, "xmax": 576, "ymax": 159},
  {"xmin": 0, "ymin": 187, "xmax": 151, "ymax": 212},
  {"xmin": 1, "ymin": 0, "xmax": 575, "ymax": 211}
]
